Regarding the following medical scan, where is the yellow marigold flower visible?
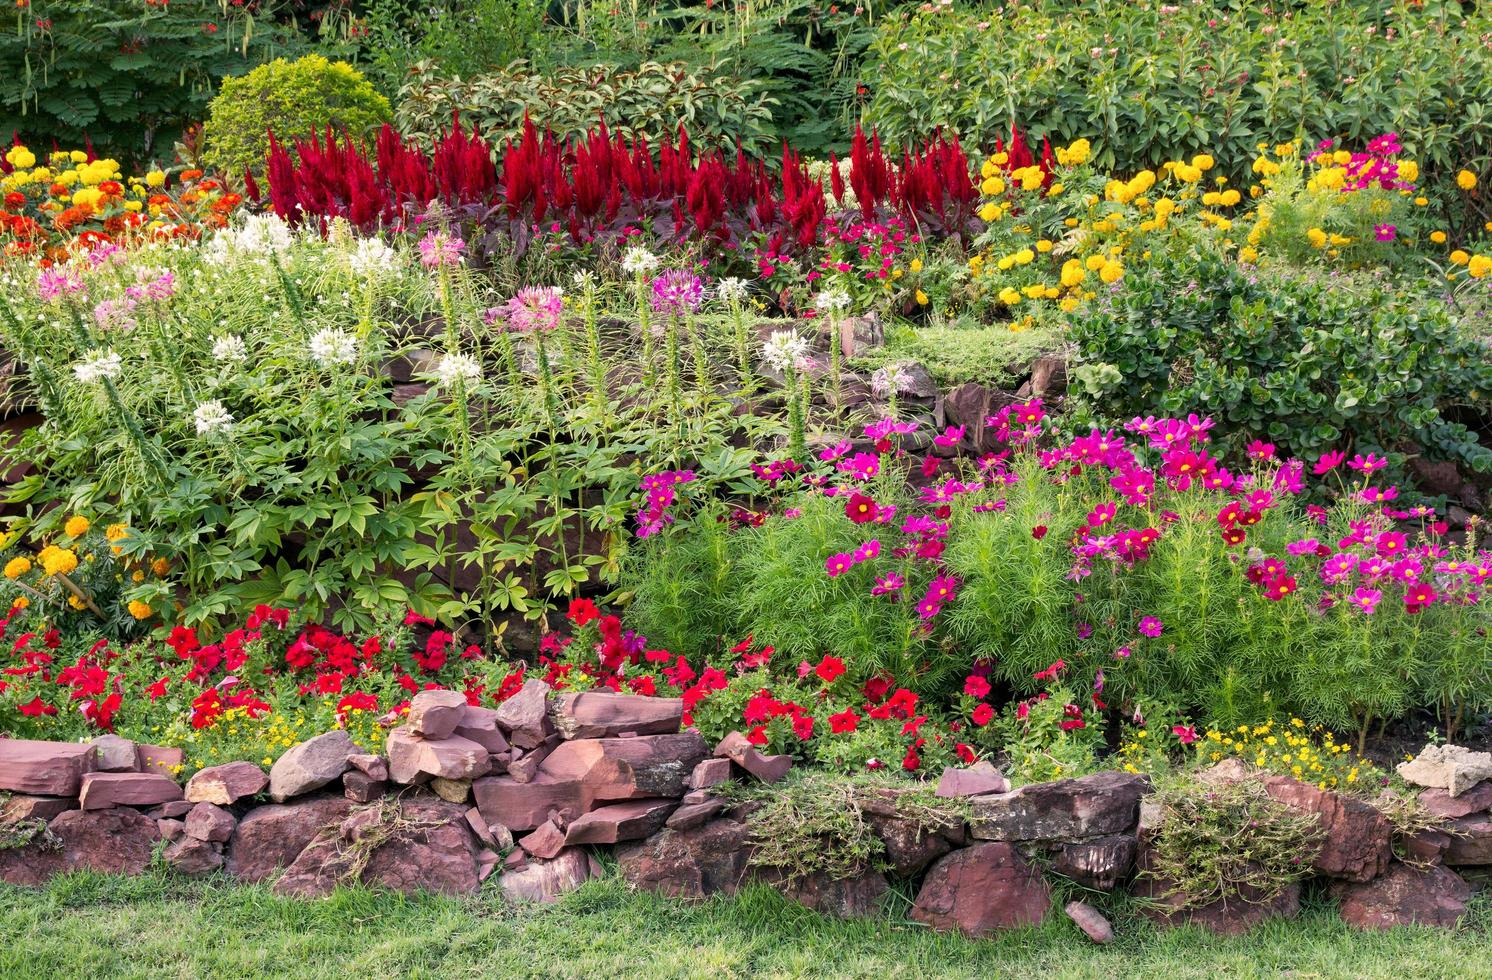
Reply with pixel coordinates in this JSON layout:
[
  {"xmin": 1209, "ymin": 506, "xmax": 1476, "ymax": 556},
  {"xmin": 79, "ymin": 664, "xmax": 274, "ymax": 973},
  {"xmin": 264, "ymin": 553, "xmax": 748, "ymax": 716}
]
[
  {"xmin": 980, "ymin": 176, "xmax": 1006, "ymax": 196},
  {"xmin": 151, "ymin": 557, "xmax": 170, "ymax": 577},
  {"xmin": 1035, "ymin": 239, "xmax": 1053, "ymax": 253},
  {"xmin": 1060, "ymin": 259, "xmax": 1086, "ymax": 288},
  {"xmin": 41, "ymin": 547, "xmax": 78, "ymax": 577},
  {"xmin": 63, "ymin": 515, "xmax": 90, "ymax": 538},
  {"xmin": 915, "ymin": 289, "xmax": 929, "ymax": 305},
  {"xmin": 1470, "ymin": 255, "xmax": 1492, "ymax": 279},
  {"xmin": 67, "ymin": 595, "xmax": 86, "ymax": 611},
  {"xmin": 1397, "ymin": 160, "xmax": 1418, "ymax": 184},
  {"xmin": 69, "ymin": 150, "xmax": 88, "ymax": 164},
  {"xmin": 909, "ymin": 258, "xmax": 923, "ymax": 273},
  {"xmin": 4, "ymin": 146, "xmax": 35, "ymax": 169},
  {"xmin": 1098, "ymin": 260, "xmax": 1124, "ymax": 284},
  {"xmin": 146, "ymin": 170, "xmax": 167, "ymax": 189},
  {"xmin": 997, "ymin": 286, "xmax": 1021, "ymax": 306},
  {"xmin": 10, "ymin": 596, "xmax": 28, "ymax": 612},
  {"xmin": 1450, "ymin": 249, "xmax": 1470, "ymax": 266},
  {"xmin": 978, "ymin": 202, "xmax": 1001, "ymax": 222},
  {"xmin": 1457, "ymin": 170, "xmax": 1478, "ymax": 191},
  {"xmin": 3, "ymin": 556, "xmax": 30, "ymax": 579},
  {"xmin": 126, "ymin": 599, "xmax": 151, "ymax": 620},
  {"xmin": 1430, "ymin": 231, "xmax": 1447, "ymax": 244},
  {"xmin": 1307, "ymin": 227, "xmax": 1327, "ymax": 248},
  {"xmin": 1239, "ymin": 246, "xmax": 1259, "ymax": 263}
]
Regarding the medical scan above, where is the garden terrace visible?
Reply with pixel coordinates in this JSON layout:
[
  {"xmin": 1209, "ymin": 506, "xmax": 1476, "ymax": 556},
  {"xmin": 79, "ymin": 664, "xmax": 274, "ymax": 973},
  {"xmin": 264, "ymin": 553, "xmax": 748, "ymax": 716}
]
[{"xmin": 6, "ymin": 0, "xmax": 1492, "ymax": 967}]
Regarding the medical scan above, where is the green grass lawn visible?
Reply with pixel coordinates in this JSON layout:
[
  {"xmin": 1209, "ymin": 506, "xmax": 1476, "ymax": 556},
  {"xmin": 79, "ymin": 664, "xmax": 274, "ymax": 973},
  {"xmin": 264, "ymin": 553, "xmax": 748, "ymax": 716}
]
[{"xmin": 2, "ymin": 869, "xmax": 1489, "ymax": 979}]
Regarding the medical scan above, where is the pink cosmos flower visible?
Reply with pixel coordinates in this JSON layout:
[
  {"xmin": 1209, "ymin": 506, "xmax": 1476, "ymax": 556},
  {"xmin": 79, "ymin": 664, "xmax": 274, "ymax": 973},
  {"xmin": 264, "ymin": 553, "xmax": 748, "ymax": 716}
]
[
  {"xmin": 818, "ymin": 440, "xmax": 852, "ymax": 462},
  {"xmin": 854, "ymin": 539, "xmax": 881, "ymax": 562},
  {"xmin": 1313, "ymin": 451, "xmax": 1346, "ymax": 475},
  {"xmin": 1348, "ymin": 587, "xmax": 1381, "ymax": 614},
  {"xmin": 838, "ymin": 452, "xmax": 880, "ymax": 480},
  {"xmin": 1137, "ymin": 616, "xmax": 1163, "ymax": 638},
  {"xmin": 871, "ymin": 574, "xmax": 905, "ymax": 596},
  {"xmin": 825, "ymin": 552, "xmax": 855, "ymax": 578},
  {"xmin": 1348, "ymin": 452, "xmax": 1388, "ymax": 474},
  {"xmin": 933, "ymin": 425, "xmax": 965, "ymax": 448}
]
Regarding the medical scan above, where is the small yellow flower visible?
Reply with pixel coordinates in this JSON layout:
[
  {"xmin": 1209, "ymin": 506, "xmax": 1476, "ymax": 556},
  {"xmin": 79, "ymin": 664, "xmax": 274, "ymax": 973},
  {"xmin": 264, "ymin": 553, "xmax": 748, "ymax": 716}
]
[
  {"xmin": 3, "ymin": 556, "xmax": 30, "ymax": 579},
  {"xmin": 1430, "ymin": 231, "xmax": 1447, "ymax": 244},
  {"xmin": 1457, "ymin": 169, "xmax": 1478, "ymax": 191},
  {"xmin": 63, "ymin": 515, "xmax": 90, "ymax": 538},
  {"xmin": 127, "ymin": 599, "xmax": 153, "ymax": 620}
]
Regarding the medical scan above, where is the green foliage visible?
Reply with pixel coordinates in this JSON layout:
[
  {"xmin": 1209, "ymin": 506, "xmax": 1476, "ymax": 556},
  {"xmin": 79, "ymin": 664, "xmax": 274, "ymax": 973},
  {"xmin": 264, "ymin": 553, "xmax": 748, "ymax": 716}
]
[
  {"xmin": 1143, "ymin": 775, "xmax": 1325, "ymax": 910},
  {"xmin": 394, "ymin": 60, "xmax": 778, "ymax": 155},
  {"xmin": 850, "ymin": 320, "xmax": 1062, "ymax": 389},
  {"xmin": 202, "ymin": 55, "xmax": 391, "ymax": 178},
  {"xmin": 867, "ymin": 0, "xmax": 1492, "ymax": 190},
  {"xmin": 0, "ymin": 0, "xmax": 314, "ymax": 165},
  {"xmin": 1068, "ymin": 253, "xmax": 1492, "ymax": 481},
  {"xmin": 544, "ymin": 0, "xmax": 877, "ymax": 154},
  {"xmin": 353, "ymin": 0, "xmax": 546, "ymax": 97}
]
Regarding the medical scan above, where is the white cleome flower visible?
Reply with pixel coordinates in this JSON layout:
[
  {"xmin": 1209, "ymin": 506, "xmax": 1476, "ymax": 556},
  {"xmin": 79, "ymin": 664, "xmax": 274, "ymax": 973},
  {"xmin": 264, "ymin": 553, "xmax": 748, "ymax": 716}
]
[
  {"xmin": 870, "ymin": 363, "xmax": 914, "ymax": 396},
  {"xmin": 211, "ymin": 334, "xmax": 248, "ymax": 363},
  {"xmin": 193, "ymin": 399, "xmax": 234, "ymax": 436},
  {"xmin": 347, "ymin": 236, "xmax": 400, "ymax": 278},
  {"xmin": 815, "ymin": 287, "xmax": 852, "ymax": 313},
  {"xmin": 571, "ymin": 269, "xmax": 599, "ymax": 292},
  {"xmin": 434, "ymin": 352, "xmax": 482, "ymax": 388},
  {"xmin": 761, "ymin": 330, "xmax": 811, "ymax": 374},
  {"xmin": 716, "ymin": 277, "xmax": 750, "ymax": 304},
  {"xmin": 620, "ymin": 246, "xmax": 660, "ymax": 275},
  {"xmin": 72, "ymin": 350, "xmax": 122, "ymax": 384},
  {"xmin": 204, "ymin": 213, "xmax": 296, "ymax": 266},
  {"xmin": 308, "ymin": 327, "xmax": 359, "ymax": 367}
]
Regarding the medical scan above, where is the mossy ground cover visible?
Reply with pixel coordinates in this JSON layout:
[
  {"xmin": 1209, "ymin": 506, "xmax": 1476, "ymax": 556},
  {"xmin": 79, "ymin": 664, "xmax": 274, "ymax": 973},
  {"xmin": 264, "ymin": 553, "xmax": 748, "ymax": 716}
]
[{"xmin": 3, "ymin": 869, "xmax": 1489, "ymax": 979}]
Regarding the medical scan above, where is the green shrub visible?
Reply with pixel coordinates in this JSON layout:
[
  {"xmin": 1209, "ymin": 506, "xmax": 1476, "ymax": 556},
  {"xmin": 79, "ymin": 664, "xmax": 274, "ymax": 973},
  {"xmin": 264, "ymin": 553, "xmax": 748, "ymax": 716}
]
[
  {"xmin": 353, "ymin": 0, "xmax": 546, "ymax": 97},
  {"xmin": 866, "ymin": 0, "xmax": 1492, "ymax": 192},
  {"xmin": 0, "ymin": 0, "xmax": 314, "ymax": 164},
  {"xmin": 394, "ymin": 60, "xmax": 778, "ymax": 155},
  {"xmin": 202, "ymin": 55, "xmax": 391, "ymax": 177},
  {"xmin": 1068, "ymin": 253, "xmax": 1492, "ymax": 482},
  {"xmin": 540, "ymin": 0, "xmax": 876, "ymax": 155}
]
